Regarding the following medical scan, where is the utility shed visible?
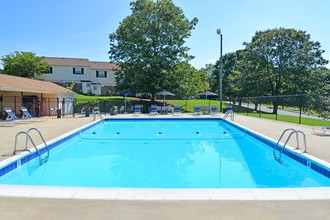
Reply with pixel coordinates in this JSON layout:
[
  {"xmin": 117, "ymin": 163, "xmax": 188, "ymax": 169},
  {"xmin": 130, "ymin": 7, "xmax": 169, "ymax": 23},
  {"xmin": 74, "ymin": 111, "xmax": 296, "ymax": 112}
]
[{"xmin": 0, "ymin": 73, "xmax": 75, "ymax": 118}]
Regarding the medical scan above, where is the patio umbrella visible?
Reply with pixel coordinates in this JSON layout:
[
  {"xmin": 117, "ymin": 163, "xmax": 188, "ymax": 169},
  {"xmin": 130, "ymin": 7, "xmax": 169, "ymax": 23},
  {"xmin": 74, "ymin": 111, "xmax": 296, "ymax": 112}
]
[
  {"xmin": 196, "ymin": 90, "xmax": 218, "ymax": 100},
  {"xmin": 156, "ymin": 90, "xmax": 175, "ymax": 106}
]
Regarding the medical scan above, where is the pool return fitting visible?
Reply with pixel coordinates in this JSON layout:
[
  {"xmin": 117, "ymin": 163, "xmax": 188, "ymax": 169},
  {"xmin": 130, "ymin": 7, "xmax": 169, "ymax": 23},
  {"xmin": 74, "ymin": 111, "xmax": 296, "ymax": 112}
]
[{"xmin": 273, "ymin": 128, "xmax": 307, "ymax": 164}]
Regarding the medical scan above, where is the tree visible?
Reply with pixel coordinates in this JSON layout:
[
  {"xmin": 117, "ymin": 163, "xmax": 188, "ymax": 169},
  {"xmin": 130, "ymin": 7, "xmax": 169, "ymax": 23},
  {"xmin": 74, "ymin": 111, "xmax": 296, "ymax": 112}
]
[
  {"xmin": 209, "ymin": 49, "xmax": 269, "ymax": 110},
  {"xmin": 171, "ymin": 61, "xmax": 208, "ymax": 99},
  {"xmin": 243, "ymin": 28, "xmax": 329, "ymax": 113},
  {"xmin": 109, "ymin": 0, "xmax": 198, "ymax": 101},
  {"xmin": 1, "ymin": 51, "xmax": 49, "ymax": 78}
]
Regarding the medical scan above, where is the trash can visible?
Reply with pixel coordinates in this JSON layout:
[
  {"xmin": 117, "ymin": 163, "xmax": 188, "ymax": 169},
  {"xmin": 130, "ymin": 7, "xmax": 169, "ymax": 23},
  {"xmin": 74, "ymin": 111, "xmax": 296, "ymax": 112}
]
[{"xmin": 57, "ymin": 109, "xmax": 61, "ymax": 118}]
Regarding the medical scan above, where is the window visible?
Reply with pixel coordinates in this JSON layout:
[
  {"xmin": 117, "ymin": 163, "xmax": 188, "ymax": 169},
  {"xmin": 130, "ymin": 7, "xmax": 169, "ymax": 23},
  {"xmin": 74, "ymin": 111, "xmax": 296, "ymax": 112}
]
[
  {"xmin": 96, "ymin": 70, "xmax": 107, "ymax": 78},
  {"xmin": 92, "ymin": 85, "xmax": 97, "ymax": 91},
  {"xmin": 73, "ymin": 67, "xmax": 84, "ymax": 74},
  {"xmin": 42, "ymin": 67, "xmax": 53, "ymax": 74}
]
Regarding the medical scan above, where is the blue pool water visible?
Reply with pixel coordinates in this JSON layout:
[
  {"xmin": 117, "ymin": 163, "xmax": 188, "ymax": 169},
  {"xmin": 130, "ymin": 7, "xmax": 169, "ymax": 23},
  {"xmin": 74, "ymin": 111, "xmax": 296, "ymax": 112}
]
[{"xmin": 0, "ymin": 118, "xmax": 330, "ymax": 188}]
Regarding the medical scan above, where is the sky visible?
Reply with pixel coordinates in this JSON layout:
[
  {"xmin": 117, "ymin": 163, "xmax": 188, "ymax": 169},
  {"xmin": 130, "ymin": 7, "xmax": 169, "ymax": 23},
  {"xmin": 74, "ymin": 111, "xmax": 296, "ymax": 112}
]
[{"xmin": 0, "ymin": 0, "xmax": 330, "ymax": 69}]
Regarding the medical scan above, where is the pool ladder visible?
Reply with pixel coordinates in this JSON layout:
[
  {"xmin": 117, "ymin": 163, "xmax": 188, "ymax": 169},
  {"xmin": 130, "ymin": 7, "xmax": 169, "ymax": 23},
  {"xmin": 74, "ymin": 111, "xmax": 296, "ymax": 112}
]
[
  {"xmin": 14, "ymin": 128, "xmax": 50, "ymax": 165},
  {"xmin": 273, "ymin": 128, "xmax": 307, "ymax": 164},
  {"xmin": 93, "ymin": 110, "xmax": 103, "ymax": 121},
  {"xmin": 223, "ymin": 110, "xmax": 234, "ymax": 121}
]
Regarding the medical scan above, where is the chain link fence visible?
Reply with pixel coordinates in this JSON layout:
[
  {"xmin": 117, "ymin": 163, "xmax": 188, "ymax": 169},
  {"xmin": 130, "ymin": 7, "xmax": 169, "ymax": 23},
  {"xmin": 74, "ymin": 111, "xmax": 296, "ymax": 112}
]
[
  {"xmin": 1, "ymin": 93, "xmax": 329, "ymax": 124},
  {"xmin": 0, "ymin": 96, "xmax": 74, "ymax": 119},
  {"xmin": 230, "ymin": 93, "xmax": 330, "ymax": 124}
]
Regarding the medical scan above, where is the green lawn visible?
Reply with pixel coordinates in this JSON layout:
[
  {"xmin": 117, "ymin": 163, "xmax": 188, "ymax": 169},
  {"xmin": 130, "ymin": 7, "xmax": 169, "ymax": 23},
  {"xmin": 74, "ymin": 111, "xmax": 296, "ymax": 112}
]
[
  {"xmin": 75, "ymin": 94, "xmax": 138, "ymax": 100},
  {"xmin": 243, "ymin": 113, "xmax": 330, "ymax": 126}
]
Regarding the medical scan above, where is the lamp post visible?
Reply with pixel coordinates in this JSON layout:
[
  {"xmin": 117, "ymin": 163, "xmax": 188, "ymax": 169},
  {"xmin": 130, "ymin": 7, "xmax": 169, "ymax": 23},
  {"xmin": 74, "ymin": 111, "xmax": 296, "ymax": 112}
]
[{"xmin": 216, "ymin": 28, "xmax": 223, "ymax": 113}]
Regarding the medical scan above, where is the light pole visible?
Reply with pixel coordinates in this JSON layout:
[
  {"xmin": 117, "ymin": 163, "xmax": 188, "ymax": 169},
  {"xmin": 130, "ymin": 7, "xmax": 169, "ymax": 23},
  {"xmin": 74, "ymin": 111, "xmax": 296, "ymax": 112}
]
[{"xmin": 216, "ymin": 29, "xmax": 223, "ymax": 113}]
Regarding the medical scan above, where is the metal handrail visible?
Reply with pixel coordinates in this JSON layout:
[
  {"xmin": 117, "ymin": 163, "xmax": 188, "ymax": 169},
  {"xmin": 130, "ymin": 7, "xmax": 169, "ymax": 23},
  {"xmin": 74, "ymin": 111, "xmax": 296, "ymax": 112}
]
[
  {"xmin": 93, "ymin": 111, "xmax": 103, "ymax": 121},
  {"xmin": 274, "ymin": 128, "xmax": 308, "ymax": 164},
  {"xmin": 14, "ymin": 128, "xmax": 49, "ymax": 165},
  {"xmin": 223, "ymin": 110, "xmax": 234, "ymax": 120},
  {"xmin": 14, "ymin": 132, "xmax": 40, "ymax": 156},
  {"xmin": 273, "ymin": 128, "xmax": 295, "ymax": 158},
  {"xmin": 27, "ymin": 128, "xmax": 49, "ymax": 157}
]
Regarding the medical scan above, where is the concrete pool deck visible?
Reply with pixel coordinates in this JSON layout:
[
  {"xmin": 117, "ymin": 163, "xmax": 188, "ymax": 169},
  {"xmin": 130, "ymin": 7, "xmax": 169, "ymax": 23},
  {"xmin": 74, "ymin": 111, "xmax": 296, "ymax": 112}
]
[{"xmin": 0, "ymin": 114, "xmax": 329, "ymax": 219}]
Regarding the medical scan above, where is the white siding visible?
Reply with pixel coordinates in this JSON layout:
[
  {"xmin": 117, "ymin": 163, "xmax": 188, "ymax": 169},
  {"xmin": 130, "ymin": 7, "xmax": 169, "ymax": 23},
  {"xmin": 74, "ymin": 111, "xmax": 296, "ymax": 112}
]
[
  {"xmin": 37, "ymin": 66, "xmax": 91, "ymax": 83},
  {"xmin": 89, "ymin": 69, "xmax": 116, "ymax": 86},
  {"xmin": 36, "ymin": 58, "xmax": 117, "ymax": 96}
]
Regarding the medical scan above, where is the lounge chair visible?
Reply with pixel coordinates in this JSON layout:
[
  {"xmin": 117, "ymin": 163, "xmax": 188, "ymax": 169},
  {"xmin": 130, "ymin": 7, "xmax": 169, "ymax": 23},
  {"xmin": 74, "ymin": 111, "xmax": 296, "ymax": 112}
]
[
  {"xmin": 21, "ymin": 107, "xmax": 44, "ymax": 121},
  {"xmin": 93, "ymin": 106, "xmax": 104, "ymax": 121},
  {"xmin": 4, "ymin": 107, "xmax": 29, "ymax": 123},
  {"xmin": 50, "ymin": 107, "xmax": 57, "ymax": 116},
  {"xmin": 119, "ymin": 106, "xmax": 125, "ymax": 114},
  {"xmin": 312, "ymin": 126, "xmax": 330, "ymax": 135},
  {"xmin": 1, "ymin": 108, "xmax": 16, "ymax": 126},
  {"xmin": 149, "ymin": 105, "xmax": 158, "ymax": 115},
  {"xmin": 167, "ymin": 105, "xmax": 173, "ymax": 114},
  {"xmin": 157, "ymin": 106, "xmax": 162, "ymax": 114},
  {"xmin": 161, "ymin": 106, "xmax": 167, "ymax": 114},
  {"xmin": 93, "ymin": 106, "xmax": 100, "ymax": 114},
  {"xmin": 193, "ymin": 106, "xmax": 201, "ymax": 116},
  {"xmin": 173, "ymin": 106, "xmax": 181, "ymax": 116},
  {"xmin": 211, "ymin": 106, "xmax": 219, "ymax": 116},
  {"xmin": 5, "ymin": 107, "xmax": 19, "ymax": 120},
  {"xmin": 133, "ymin": 105, "xmax": 142, "ymax": 115},
  {"xmin": 21, "ymin": 107, "xmax": 34, "ymax": 119}
]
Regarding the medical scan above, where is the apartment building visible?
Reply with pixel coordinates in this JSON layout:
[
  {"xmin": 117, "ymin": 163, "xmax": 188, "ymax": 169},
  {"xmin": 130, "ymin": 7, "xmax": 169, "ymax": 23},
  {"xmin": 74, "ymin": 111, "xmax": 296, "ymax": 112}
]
[{"xmin": 35, "ymin": 57, "xmax": 117, "ymax": 96}]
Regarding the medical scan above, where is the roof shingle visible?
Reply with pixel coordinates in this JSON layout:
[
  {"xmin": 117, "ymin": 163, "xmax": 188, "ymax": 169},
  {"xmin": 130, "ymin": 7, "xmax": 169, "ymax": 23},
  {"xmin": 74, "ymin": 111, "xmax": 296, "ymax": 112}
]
[
  {"xmin": 89, "ymin": 61, "xmax": 117, "ymax": 70},
  {"xmin": 43, "ymin": 57, "xmax": 118, "ymax": 70},
  {"xmin": 0, "ymin": 73, "xmax": 75, "ymax": 95},
  {"xmin": 43, "ymin": 57, "xmax": 91, "ymax": 67}
]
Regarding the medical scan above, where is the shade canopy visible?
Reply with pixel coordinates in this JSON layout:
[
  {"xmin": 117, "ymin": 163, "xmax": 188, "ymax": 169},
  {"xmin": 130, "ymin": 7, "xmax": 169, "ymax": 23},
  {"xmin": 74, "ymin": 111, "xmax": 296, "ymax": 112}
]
[
  {"xmin": 156, "ymin": 90, "xmax": 175, "ymax": 106},
  {"xmin": 196, "ymin": 90, "xmax": 218, "ymax": 96},
  {"xmin": 196, "ymin": 90, "xmax": 218, "ymax": 100},
  {"xmin": 156, "ymin": 90, "xmax": 175, "ymax": 96}
]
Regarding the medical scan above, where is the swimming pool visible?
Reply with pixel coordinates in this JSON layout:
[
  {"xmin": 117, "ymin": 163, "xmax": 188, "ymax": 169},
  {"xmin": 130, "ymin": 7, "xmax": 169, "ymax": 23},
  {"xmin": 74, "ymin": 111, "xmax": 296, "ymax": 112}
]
[{"xmin": 0, "ymin": 118, "xmax": 329, "ymax": 189}]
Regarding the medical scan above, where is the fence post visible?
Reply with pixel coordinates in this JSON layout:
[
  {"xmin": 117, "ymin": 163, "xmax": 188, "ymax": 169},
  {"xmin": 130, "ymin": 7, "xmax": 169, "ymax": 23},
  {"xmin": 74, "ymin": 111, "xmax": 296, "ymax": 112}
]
[
  {"xmin": 73, "ymin": 99, "xmax": 75, "ymax": 117},
  {"xmin": 238, "ymin": 98, "xmax": 241, "ymax": 114},
  {"xmin": 259, "ymin": 97, "xmax": 262, "ymax": 118},
  {"xmin": 247, "ymin": 98, "xmax": 249, "ymax": 116},
  {"xmin": 62, "ymin": 98, "xmax": 65, "ymax": 117},
  {"xmin": 299, "ymin": 94, "xmax": 303, "ymax": 124},
  {"xmin": 275, "ymin": 96, "xmax": 278, "ymax": 121}
]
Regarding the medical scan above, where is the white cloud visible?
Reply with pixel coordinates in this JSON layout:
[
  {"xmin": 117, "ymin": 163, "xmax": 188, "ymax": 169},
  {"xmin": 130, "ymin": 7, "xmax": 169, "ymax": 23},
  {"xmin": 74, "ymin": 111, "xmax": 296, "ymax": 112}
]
[{"xmin": 207, "ymin": 59, "xmax": 216, "ymax": 65}]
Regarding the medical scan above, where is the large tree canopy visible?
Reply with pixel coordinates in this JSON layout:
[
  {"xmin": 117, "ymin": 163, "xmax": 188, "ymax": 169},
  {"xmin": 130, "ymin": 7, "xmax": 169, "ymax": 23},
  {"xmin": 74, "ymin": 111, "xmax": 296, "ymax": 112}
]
[
  {"xmin": 1, "ymin": 51, "xmax": 49, "ymax": 78},
  {"xmin": 171, "ymin": 61, "xmax": 208, "ymax": 99},
  {"xmin": 244, "ymin": 28, "xmax": 328, "ymax": 96},
  {"xmin": 109, "ymin": 0, "xmax": 198, "ymax": 100},
  {"xmin": 210, "ymin": 28, "xmax": 329, "ymax": 113}
]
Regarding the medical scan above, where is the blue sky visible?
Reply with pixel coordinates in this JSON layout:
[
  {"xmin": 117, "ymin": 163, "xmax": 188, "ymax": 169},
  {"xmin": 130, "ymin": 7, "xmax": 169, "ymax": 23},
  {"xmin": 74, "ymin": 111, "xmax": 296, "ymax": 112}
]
[{"xmin": 1, "ymin": 0, "xmax": 329, "ymax": 69}]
